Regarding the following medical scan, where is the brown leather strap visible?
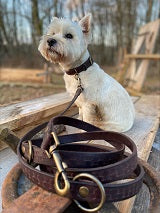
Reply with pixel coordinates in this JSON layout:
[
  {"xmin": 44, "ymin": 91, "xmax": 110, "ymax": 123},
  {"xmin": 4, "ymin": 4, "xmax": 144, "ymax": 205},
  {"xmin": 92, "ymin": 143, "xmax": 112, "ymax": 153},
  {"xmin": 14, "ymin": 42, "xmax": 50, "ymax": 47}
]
[
  {"xmin": 66, "ymin": 56, "xmax": 93, "ymax": 75},
  {"xmin": 41, "ymin": 86, "xmax": 83, "ymax": 148},
  {"xmin": 17, "ymin": 116, "xmax": 144, "ymax": 204}
]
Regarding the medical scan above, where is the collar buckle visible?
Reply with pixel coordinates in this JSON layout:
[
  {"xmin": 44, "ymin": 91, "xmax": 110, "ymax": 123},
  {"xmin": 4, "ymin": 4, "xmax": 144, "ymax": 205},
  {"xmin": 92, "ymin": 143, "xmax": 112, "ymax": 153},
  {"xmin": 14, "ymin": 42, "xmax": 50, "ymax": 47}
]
[{"xmin": 89, "ymin": 57, "xmax": 93, "ymax": 64}]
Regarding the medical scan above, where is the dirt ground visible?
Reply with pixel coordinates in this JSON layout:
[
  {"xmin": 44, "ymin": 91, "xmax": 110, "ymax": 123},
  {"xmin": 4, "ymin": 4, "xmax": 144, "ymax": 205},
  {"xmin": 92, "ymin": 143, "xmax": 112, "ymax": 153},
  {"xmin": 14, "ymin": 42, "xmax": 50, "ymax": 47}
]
[
  {"xmin": 0, "ymin": 84, "xmax": 65, "ymax": 106},
  {"xmin": 0, "ymin": 67, "xmax": 159, "ymax": 106},
  {"xmin": 0, "ymin": 72, "xmax": 65, "ymax": 106}
]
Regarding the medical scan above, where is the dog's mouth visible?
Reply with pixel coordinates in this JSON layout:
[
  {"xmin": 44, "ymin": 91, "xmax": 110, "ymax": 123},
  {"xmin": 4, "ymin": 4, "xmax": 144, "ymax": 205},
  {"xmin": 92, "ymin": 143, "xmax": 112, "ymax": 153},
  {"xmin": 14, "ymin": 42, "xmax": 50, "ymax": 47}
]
[
  {"xmin": 48, "ymin": 47, "xmax": 61, "ymax": 56},
  {"xmin": 45, "ymin": 45, "xmax": 64, "ymax": 62}
]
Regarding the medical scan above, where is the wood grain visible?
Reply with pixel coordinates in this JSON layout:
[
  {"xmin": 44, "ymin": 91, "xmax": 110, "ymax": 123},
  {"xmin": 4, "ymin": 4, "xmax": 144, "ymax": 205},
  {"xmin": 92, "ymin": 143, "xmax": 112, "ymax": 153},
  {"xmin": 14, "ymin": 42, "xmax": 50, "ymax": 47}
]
[
  {"xmin": 0, "ymin": 92, "xmax": 78, "ymax": 132},
  {"xmin": 125, "ymin": 54, "xmax": 160, "ymax": 60},
  {"xmin": 112, "ymin": 95, "xmax": 160, "ymax": 212}
]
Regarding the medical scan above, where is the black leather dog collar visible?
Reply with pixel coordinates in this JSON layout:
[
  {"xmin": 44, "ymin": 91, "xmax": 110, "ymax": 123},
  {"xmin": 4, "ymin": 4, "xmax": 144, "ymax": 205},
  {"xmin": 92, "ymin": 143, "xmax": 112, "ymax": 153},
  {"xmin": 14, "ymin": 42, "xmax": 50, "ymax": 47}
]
[{"xmin": 66, "ymin": 56, "xmax": 93, "ymax": 75}]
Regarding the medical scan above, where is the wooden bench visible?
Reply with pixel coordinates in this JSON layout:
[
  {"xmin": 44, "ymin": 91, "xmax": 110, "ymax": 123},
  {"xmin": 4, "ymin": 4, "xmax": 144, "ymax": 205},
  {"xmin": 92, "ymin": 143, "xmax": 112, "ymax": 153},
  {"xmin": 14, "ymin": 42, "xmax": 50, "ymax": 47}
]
[
  {"xmin": 0, "ymin": 93, "xmax": 159, "ymax": 212},
  {"xmin": 0, "ymin": 93, "xmax": 78, "ymax": 150}
]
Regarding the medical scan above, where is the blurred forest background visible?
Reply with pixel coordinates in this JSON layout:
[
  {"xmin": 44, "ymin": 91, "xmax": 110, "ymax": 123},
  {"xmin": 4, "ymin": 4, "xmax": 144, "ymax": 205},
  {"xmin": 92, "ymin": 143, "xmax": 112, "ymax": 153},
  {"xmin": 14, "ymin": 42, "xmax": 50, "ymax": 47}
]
[
  {"xmin": 0, "ymin": 0, "xmax": 160, "ymax": 106},
  {"xmin": 0, "ymin": 0, "xmax": 160, "ymax": 68}
]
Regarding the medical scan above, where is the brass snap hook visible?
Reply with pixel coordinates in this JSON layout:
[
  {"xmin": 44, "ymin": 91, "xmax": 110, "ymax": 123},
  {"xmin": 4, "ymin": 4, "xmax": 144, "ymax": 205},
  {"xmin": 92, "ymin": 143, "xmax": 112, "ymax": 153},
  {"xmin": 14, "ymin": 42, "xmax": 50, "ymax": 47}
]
[
  {"xmin": 73, "ymin": 173, "xmax": 106, "ymax": 212},
  {"xmin": 51, "ymin": 132, "xmax": 60, "ymax": 146},
  {"xmin": 52, "ymin": 152, "xmax": 70, "ymax": 196},
  {"xmin": 49, "ymin": 150, "xmax": 70, "ymax": 196},
  {"xmin": 54, "ymin": 170, "xmax": 70, "ymax": 196},
  {"xmin": 48, "ymin": 131, "xmax": 70, "ymax": 196}
]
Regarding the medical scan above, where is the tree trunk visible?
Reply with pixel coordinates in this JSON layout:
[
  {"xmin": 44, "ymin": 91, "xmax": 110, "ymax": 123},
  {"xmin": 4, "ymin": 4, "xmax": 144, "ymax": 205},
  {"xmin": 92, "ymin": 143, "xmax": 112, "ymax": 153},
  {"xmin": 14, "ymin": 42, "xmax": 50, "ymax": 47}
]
[
  {"xmin": 13, "ymin": 0, "xmax": 19, "ymax": 46},
  {"xmin": 31, "ymin": 0, "xmax": 42, "ymax": 44},
  {"xmin": 0, "ymin": 1, "xmax": 10, "ymax": 45},
  {"xmin": 53, "ymin": 0, "xmax": 58, "ymax": 17},
  {"xmin": 146, "ymin": 0, "xmax": 154, "ymax": 23}
]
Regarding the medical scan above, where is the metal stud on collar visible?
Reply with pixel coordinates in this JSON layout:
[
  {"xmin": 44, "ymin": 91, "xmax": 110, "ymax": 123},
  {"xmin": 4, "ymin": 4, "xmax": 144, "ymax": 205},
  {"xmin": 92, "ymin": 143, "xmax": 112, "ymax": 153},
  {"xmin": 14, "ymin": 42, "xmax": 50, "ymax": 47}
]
[{"xmin": 74, "ymin": 73, "xmax": 82, "ymax": 88}]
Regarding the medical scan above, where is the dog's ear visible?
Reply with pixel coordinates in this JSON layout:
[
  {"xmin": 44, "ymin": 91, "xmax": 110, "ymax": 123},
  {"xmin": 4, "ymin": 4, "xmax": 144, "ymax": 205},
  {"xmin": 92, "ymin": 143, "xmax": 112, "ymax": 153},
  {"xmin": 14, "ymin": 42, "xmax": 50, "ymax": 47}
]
[
  {"xmin": 51, "ymin": 17, "xmax": 59, "ymax": 23},
  {"xmin": 79, "ymin": 13, "xmax": 92, "ymax": 34}
]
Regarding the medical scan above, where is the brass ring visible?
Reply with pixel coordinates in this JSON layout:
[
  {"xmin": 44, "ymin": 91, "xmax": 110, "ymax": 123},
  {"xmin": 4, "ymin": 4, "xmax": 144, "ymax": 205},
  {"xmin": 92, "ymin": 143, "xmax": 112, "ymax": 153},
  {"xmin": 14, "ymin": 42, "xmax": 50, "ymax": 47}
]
[
  {"xmin": 73, "ymin": 173, "xmax": 106, "ymax": 212},
  {"xmin": 28, "ymin": 140, "xmax": 33, "ymax": 164}
]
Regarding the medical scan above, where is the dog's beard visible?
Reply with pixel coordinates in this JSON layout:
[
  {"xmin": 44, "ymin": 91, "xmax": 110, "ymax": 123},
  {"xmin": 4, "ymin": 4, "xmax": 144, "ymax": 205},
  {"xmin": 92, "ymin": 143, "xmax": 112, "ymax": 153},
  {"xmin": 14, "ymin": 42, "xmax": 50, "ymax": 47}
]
[{"xmin": 46, "ymin": 46, "xmax": 65, "ymax": 63}]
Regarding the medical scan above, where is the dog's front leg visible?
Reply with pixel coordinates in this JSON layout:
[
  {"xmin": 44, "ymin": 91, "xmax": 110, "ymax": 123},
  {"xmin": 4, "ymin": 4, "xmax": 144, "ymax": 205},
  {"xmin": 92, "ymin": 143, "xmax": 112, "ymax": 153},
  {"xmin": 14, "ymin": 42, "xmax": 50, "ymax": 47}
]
[{"xmin": 81, "ymin": 104, "xmax": 99, "ymax": 124}]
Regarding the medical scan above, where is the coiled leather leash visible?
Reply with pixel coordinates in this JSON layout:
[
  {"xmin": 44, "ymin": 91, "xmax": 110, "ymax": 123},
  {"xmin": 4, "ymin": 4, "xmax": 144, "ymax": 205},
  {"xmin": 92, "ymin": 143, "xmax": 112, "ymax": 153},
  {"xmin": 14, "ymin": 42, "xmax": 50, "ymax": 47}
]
[
  {"xmin": 17, "ymin": 72, "xmax": 144, "ymax": 212},
  {"xmin": 18, "ymin": 116, "xmax": 144, "ymax": 212}
]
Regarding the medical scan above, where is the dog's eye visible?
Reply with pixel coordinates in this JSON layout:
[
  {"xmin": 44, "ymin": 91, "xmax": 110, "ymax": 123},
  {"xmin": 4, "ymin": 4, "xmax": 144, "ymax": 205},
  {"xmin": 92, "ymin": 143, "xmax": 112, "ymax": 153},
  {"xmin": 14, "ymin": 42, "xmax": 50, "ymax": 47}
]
[{"xmin": 65, "ymin": 33, "xmax": 73, "ymax": 39}]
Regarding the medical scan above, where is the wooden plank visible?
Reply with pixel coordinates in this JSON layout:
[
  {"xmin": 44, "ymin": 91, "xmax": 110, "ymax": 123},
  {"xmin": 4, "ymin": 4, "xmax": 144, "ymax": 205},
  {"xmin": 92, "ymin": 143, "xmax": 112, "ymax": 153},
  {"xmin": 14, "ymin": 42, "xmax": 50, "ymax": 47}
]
[
  {"xmin": 0, "ymin": 92, "xmax": 77, "ymax": 132},
  {"xmin": 0, "ymin": 68, "xmax": 45, "ymax": 83},
  {"xmin": 125, "ymin": 54, "xmax": 160, "ymax": 60},
  {"xmin": 0, "ymin": 96, "xmax": 138, "ymax": 131},
  {"xmin": 83, "ymin": 95, "xmax": 159, "ymax": 212},
  {"xmin": 0, "ymin": 96, "xmax": 138, "ymax": 150},
  {"xmin": 125, "ymin": 33, "xmax": 145, "ymax": 80},
  {"xmin": 0, "ymin": 92, "xmax": 78, "ymax": 149},
  {"xmin": 112, "ymin": 95, "xmax": 160, "ymax": 212},
  {"xmin": 132, "ymin": 128, "xmax": 160, "ymax": 212}
]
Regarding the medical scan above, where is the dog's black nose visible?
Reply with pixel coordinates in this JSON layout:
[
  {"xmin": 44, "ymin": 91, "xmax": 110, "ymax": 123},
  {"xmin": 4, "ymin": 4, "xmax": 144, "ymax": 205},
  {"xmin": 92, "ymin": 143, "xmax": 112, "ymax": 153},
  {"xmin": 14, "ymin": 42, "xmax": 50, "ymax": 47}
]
[{"xmin": 47, "ymin": 38, "xmax": 57, "ymax": 47}]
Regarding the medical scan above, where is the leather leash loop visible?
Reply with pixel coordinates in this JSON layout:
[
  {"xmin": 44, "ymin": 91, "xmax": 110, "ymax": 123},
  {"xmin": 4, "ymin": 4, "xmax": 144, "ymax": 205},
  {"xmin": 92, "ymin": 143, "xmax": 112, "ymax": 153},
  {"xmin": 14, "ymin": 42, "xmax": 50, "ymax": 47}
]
[{"xmin": 41, "ymin": 85, "xmax": 83, "ymax": 150}]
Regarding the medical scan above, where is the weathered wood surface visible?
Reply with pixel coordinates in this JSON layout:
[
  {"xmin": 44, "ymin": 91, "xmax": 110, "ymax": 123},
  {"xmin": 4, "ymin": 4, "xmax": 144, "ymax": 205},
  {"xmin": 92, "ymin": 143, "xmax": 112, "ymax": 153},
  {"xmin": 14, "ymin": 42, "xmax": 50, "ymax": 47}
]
[
  {"xmin": 132, "ymin": 128, "xmax": 160, "ymax": 213},
  {"xmin": 0, "ymin": 95, "xmax": 137, "ymax": 150},
  {"xmin": 84, "ymin": 95, "xmax": 159, "ymax": 212},
  {"xmin": 0, "ymin": 68, "xmax": 46, "ymax": 83},
  {"xmin": 0, "ymin": 92, "xmax": 78, "ymax": 135},
  {"xmin": 1, "ymin": 94, "xmax": 159, "ymax": 213},
  {"xmin": 125, "ymin": 19, "xmax": 160, "ymax": 91},
  {"xmin": 0, "ymin": 94, "xmax": 137, "ymax": 132},
  {"xmin": 0, "ymin": 92, "xmax": 77, "ymax": 150},
  {"xmin": 112, "ymin": 95, "xmax": 160, "ymax": 212},
  {"xmin": 125, "ymin": 54, "xmax": 160, "ymax": 60}
]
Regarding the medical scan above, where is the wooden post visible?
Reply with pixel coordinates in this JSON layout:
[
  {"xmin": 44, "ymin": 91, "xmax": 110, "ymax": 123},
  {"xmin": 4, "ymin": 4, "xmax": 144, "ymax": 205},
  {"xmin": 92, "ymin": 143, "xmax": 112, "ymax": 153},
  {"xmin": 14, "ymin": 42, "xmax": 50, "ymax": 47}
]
[{"xmin": 125, "ymin": 19, "xmax": 160, "ymax": 91}]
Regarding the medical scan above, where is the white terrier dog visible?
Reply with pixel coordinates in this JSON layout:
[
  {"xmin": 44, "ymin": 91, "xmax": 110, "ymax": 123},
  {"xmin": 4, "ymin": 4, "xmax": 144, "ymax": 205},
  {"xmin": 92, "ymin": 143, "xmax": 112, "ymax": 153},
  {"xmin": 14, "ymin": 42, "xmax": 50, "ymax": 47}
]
[{"xmin": 38, "ymin": 14, "xmax": 135, "ymax": 132}]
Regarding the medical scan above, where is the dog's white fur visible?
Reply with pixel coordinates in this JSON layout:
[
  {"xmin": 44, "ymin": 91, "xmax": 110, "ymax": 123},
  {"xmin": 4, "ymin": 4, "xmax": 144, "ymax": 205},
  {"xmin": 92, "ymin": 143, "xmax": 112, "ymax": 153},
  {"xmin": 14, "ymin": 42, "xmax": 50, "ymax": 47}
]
[{"xmin": 38, "ymin": 14, "xmax": 135, "ymax": 132}]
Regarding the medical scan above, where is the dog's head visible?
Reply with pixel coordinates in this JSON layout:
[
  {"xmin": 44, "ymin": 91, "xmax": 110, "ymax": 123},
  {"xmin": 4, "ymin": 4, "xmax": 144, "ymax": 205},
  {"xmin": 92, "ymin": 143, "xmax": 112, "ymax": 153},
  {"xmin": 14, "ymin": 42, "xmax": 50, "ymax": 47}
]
[{"xmin": 38, "ymin": 14, "xmax": 92, "ymax": 66}]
